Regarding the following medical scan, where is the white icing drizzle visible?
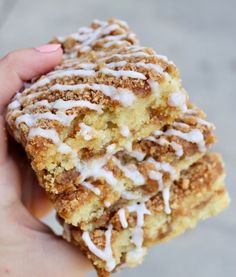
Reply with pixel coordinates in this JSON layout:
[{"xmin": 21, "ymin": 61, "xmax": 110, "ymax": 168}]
[
  {"xmin": 128, "ymin": 150, "xmax": 146, "ymax": 161},
  {"xmin": 48, "ymin": 69, "xmax": 96, "ymax": 78},
  {"xmin": 82, "ymin": 224, "xmax": 116, "ymax": 272},
  {"xmin": 26, "ymin": 99, "xmax": 51, "ymax": 110},
  {"xmin": 158, "ymin": 137, "xmax": 170, "ymax": 146},
  {"xmin": 106, "ymin": 60, "xmax": 127, "ymax": 68},
  {"xmin": 162, "ymin": 187, "xmax": 171, "ymax": 214},
  {"xmin": 29, "ymin": 77, "xmax": 50, "ymax": 90},
  {"xmin": 170, "ymin": 141, "xmax": 184, "ymax": 157},
  {"xmin": 77, "ymin": 156, "xmax": 118, "ymax": 188},
  {"xmin": 58, "ymin": 143, "xmax": 73, "ymax": 154},
  {"xmin": 168, "ymin": 91, "xmax": 187, "ymax": 112},
  {"xmin": 65, "ymin": 21, "xmax": 124, "ymax": 54},
  {"xmin": 75, "ymin": 63, "xmax": 96, "ymax": 69},
  {"xmin": 145, "ymin": 136, "xmax": 157, "ymax": 143},
  {"xmin": 145, "ymin": 136, "xmax": 164, "ymax": 145},
  {"xmin": 81, "ymin": 181, "xmax": 101, "ymax": 196},
  {"xmin": 28, "ymin": 69, "xmax": 96, "ymax": 91},
  {"xmin": 107, "ymin": 60, "xmax": 163, "ymax": 75},
  {"xmin": 165, "ymin": 128, "xmax": 206, "ymax": 152},
  {"xmin": 152, "ymin": 130, "xmax": 163, "ymax": 136},
  {"xmin": 50, "ymin": 83, "xmax": 136, "ymax": 107},
  {"xmin": 118, "ymin": 208, "xmax": 128, "ymax": 228},
  {"xmin": 93, "ymin": 19, "xmax": 107, "ymax": 26},
  {"xmin": 98, "ymin": 34, "xmax": 126, "ymax": 43},
  {"xmin": 79, "ymin": 23, "xmax": 120, "ymax": 49},
  {"xmin": 156, "ymin": 54, "xmax": 168, "ymax": 62},
  {"xmin": 28, "ymin": 128, "xmax": 60, "ymax": 145},
  {"xmin": 146, "ymin": 157, "xmax": 175, "ymax": 214},
  {"xmin": 103, "ymin": 40, "xmax": 128, "ymax": 48},
  {"xmin": 15, "ymin": 114, "xmax": 33, "ymax": 127},
  {"xmin": 121, "ymin": 191, "xmax": 141, "ymax": 200},
  {"xmin": 106, "ymin": 144, "xmax": 116, "ymax": 154},
  {"xmin": 79, "ymin": 123, "xmax": 95, "ymax": 141},
  {"xmin": 147, "ymin": 136, "xmax": 183, "ymax": 157},
  {"xmin": 150, "ymin": 121, "xmax": 206, "ymax": 155},
  {"xmin": 120, "ymin": 126, "xmax": 130, "ymax": 137},
  {"xmin": 100, "ymin": 52, "xmax": 150, "ymax": 62},
  {"xmin": 135, "ymin": 62, "xmax": 163, "ymax": 74},
  {"xmin": 128, "ymin": 202, "xmax": 150, "ymax": 228},
  {"xmin": 112, "ymin": 157, "xmax": 145, "ymax": 186},
  {"xmin": 126, "ymin": 203, "xmax": 151, "ymax": 262},
  {"xmin": 28, "ymin": 128, "xmax": 72, "ymax": 155},
  {"xmin": 8, "ymin": 99, "xmax": 21, "ymax": 109},
  {"xmin": 148, "ymin": 170, "xmax": 164, "ymax": 189},
  {"xmin": 24, "ymin": 98, "xmax": 103, "ymax": 116},
  {"xmin": 104, "ymin": 201, "xmax": 111, "ymax": 207},
  {"xmin": 52, "ymin": 99, "xmax": 103, "ymax": 113},
  {"xmin": 147, "ymin": 164, "xmax": 172, "ymax": 214},
  {"xmin": 173, "ymin": 122, "xmax": 190, "ymax": 129},
  {"xmin": 16, "ymin": 112, "xmax": 75, "ymax": 127},
  {"xmin": 147, "ymin": 157, "xmax": 177, "ymax": 180},
  {"xmin": 145, "ymin": 136, "xmax": 170, "ymax": 147},
  {"xmin": 100, "ymin": 68, "xmax": 146, "ymax": 80},
  {"xmin": 147, "ymin": 79, "xmax": 160, "ymax": 95},
  {"xmin": 196, "ymin": 118, "xmax": 215, "ymax": 129}
]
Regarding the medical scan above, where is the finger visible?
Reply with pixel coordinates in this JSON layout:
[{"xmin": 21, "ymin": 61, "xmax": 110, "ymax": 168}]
[
  {"xmin": 6, "ymin": 142, "xmax": 52, "ymax": 218},
  {"xmin": 0, "ymin": 44, "xmax": 62, "ymax": 113},
  {"xmin": 0, "ymin": 116, "xmax": 7, "ymax": 164},
  {"xmin": 46, "ymin": 237, "xmax": 93, "ymax": 276},
  {"xmin": 23, "ymin": 177, "xmax": 53, "ymax": 219}
]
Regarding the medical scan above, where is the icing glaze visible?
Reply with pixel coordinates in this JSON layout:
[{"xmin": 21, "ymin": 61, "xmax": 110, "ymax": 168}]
[
  {"xmin": 128, "ymin": 150, "xmax": 146, "ymax": 161},
  {"xmin": 165, "ymin": 128, "xmax": 206, "ymax": 152},
  {"xmin": 100, "ymin": 68, "xmax": 146, "ymax": 80},
  {"xmin": 82, "ymin": 224, "xmax": 116, "ymax": 272},
  {"xmin": 168, "ymin": 91, "xmax": 187, "ymax": 112},
  {"xmin": 118, "ymin": 208, "xmax": 128, "ymax": 228},
  {"xmin": 50, "ymin": 83, "xmax": 136, "ymax": 107},
  {"xmin": 79, "ymin": 123, "xmax": 95, "ymax": 141},
  {"xmin": 120, "ymin": 126, "xmax": 130, "ymax": 137},
  {"xmin": 81, "ymin": 181, "xmax": 101, "ymax": 195},
  {"xmin": 112, "ymin": 157, "xmax": 145, "ymax": 186}
]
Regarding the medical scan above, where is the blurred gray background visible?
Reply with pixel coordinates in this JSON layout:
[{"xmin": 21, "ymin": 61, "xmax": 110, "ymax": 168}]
[{"xmin": 0, "ymin": 0, "xmax": 235, "ymax": 276}]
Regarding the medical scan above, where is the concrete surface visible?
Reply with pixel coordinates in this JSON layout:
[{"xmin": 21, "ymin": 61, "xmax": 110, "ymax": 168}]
[{"xmin": 0, "ymin": 0, "xmax": 235, "ymax": 276}]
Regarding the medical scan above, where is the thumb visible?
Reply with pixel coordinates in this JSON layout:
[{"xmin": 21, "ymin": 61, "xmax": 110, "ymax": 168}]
[
  {"xmin": 0, "ymin": 45, "xmax": 62, "ymax": 205},
  {"xmin": 0, "ymin": 44, "xmax": 62, "ymax": 113},
  {"xmin": 0, "ymin": 45, "xmax": 62, "ymax": 163}
]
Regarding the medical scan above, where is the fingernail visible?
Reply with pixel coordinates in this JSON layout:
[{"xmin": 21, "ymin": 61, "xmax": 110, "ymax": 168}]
[{"xmin": 35, "ymin": 44, "xmax": 61, "ymax": 53}]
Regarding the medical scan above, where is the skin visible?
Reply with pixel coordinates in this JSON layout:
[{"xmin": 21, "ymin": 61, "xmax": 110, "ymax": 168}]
[{"xmin": 0, "ymin": 47, "xmax": 92, "ymax": 277}]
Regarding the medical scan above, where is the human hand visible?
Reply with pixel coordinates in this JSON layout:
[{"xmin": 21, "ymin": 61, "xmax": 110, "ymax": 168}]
[{"xmin": 0, "ymin": 45, "xmax": 91, "ymax": 277}]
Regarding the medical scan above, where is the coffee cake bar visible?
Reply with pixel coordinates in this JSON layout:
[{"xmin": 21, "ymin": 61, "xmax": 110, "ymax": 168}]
[{"xmin": 6, "ymin": 19, "xmax": 229, "ymax": 276}]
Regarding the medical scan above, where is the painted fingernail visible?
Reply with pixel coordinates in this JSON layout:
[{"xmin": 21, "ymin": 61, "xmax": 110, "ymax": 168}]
[{"xmin": 35, "ymin": 44, "xmax": 61, "ymax": 53}]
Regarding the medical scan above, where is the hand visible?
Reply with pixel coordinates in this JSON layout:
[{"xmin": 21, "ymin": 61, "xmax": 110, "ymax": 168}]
[{"xmin": 0, "ymin": 45, "xmax": 91, "ymax": 277}]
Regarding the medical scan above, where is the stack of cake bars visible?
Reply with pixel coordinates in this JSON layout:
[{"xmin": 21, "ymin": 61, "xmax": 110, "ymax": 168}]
[{"xmin": 6, "ymin": 19, "xmax": 229, "ymax": 277}]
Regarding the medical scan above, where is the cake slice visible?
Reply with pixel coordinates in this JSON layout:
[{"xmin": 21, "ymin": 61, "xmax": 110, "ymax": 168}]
[
  {"xmin": 49, "ymin": 105, "xmax": 216, "ymax": 229},
  {"xmin": 6, "ymin": 19, "xmax": 189, "ymax": 222},
  {"xmin": 66, "ymin": 153, "xmax": 229, "ymax": 277}
]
